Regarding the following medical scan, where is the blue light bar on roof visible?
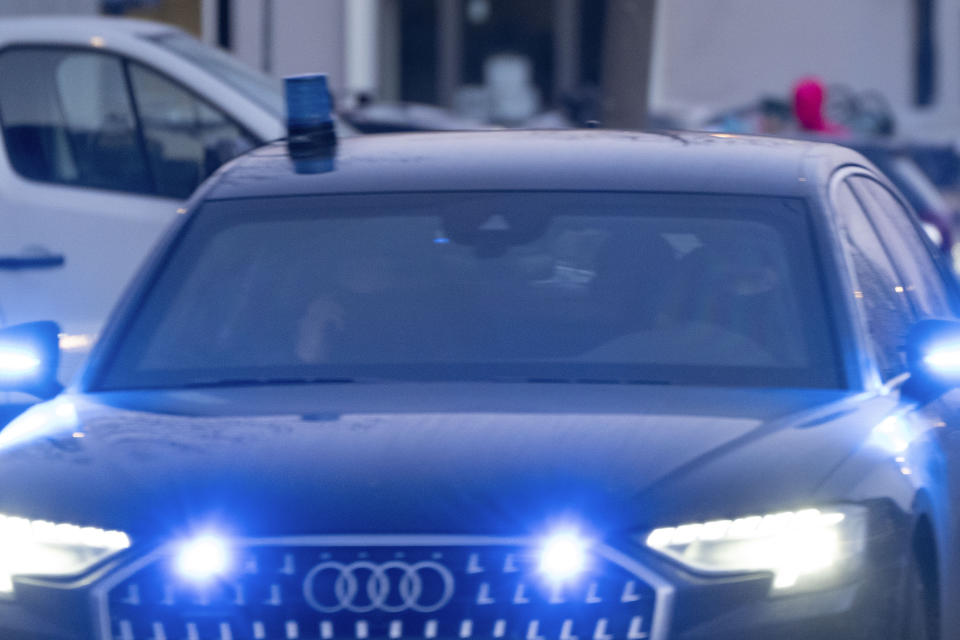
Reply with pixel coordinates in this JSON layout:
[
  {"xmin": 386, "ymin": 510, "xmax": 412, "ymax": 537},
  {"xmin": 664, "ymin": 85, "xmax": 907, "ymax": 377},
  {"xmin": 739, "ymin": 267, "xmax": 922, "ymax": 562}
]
[{"xmin": 285, "ymin": 73, "xmax": 337, "ymax": 158}]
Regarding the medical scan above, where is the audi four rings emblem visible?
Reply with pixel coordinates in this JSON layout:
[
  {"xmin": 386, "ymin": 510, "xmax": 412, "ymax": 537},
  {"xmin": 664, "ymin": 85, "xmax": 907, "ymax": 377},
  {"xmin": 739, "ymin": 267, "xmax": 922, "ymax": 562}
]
[{"xmin": 303, "ymin": 561, "xmax": 456, "ymax": 613}]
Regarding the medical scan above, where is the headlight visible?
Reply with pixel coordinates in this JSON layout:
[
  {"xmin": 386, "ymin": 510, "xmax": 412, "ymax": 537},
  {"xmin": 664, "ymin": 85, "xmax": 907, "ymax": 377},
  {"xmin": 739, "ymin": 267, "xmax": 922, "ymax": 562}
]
[
  {"xmin": 642, "ymin": 506, "xmax": 867, "ymax": 591},
  {"xmin": 0, "ymin": 513, "xmax": 131, "ymax": 595}
]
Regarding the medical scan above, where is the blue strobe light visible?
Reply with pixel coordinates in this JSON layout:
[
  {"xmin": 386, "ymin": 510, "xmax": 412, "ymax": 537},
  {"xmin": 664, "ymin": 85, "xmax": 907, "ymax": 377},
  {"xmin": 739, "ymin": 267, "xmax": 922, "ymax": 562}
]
[
  {"xmin": 285, "ymin": 72, "xmax": 336, "ymax": 160},
  {"xmin": 538, "ymin": 531, "xmax": 589, "ymax": 582},
  {"xmin": 175, "ymin": 534, "xmax": 231, "ymax": 582},
  {"xmin": 0, "ymin": 346, "xmax": 40, "ymax": 379}
]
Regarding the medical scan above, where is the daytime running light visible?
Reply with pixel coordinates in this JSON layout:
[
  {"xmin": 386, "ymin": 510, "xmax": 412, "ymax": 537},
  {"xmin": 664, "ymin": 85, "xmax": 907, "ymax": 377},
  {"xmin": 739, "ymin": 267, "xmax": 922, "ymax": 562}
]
[
  {"xmin": 644, "ymin": 507, "xmax": 865, "ymax": 590},
  {"xmin": 0, "ymin": 514, "xmax": 130, "ymax": 594}
]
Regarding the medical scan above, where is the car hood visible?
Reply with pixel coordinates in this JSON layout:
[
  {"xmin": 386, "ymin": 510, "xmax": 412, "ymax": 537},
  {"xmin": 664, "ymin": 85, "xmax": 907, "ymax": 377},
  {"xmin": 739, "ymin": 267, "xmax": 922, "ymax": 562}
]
[{"xmin": 0, "ymin": 384, "xmax": 867, "ymax": 539}]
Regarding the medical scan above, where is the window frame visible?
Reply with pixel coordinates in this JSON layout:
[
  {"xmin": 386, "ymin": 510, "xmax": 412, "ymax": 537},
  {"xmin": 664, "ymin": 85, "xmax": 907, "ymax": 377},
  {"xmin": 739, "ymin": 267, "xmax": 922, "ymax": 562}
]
[
  {"xmin": 125, "ymin": 58, "xmax": 260, "ymax": 199},
  {"xmin": 0, "ymin": 43, "xmax": 264, "ymax": 199},
  {"xmin": 829, "ymin": 165, "xmax": 960, "ymax": 390},
  {"xmin": 848, "ymin": 174, "xmax": 956, "ymax": 318},
  {"xmin": 829, "ymin": 168, "xmax": 903, "ymax": 389}
]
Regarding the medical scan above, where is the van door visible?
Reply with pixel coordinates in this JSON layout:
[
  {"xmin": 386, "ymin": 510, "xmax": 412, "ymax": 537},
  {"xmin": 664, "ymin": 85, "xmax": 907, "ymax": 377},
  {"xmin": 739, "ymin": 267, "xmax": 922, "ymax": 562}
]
[{"xmin": 0, "ymin": 46, "xmax": 256, "ymax": 383}]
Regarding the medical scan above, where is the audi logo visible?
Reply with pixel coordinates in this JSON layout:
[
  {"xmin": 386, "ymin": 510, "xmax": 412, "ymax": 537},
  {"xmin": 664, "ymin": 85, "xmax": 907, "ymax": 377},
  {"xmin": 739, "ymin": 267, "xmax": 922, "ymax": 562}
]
[{"xmin": 303, "ymin": 561, "xmax": 456, "ymax": 613}]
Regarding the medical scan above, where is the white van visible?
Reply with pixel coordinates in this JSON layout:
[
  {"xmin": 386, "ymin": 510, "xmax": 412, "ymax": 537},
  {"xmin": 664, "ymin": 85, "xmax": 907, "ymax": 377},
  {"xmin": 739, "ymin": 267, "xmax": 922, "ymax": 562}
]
[{"xmin": 0, "ymin": 17, "xmax": 287, "ymax": 405}]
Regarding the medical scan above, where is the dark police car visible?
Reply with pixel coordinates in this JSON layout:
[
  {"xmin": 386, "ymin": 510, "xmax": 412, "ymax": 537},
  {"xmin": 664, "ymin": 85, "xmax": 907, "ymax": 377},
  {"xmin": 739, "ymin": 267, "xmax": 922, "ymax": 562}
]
[{"xmin": 1, "ymin": 95, "xmax": 960, "ymax": 640}]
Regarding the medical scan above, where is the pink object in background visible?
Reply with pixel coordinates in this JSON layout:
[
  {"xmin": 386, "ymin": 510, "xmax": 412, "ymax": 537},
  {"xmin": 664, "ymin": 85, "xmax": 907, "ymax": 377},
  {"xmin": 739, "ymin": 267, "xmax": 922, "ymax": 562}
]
[{"xmin": 793, "ymin": 76, "xmax": 846, "ymax": 134}]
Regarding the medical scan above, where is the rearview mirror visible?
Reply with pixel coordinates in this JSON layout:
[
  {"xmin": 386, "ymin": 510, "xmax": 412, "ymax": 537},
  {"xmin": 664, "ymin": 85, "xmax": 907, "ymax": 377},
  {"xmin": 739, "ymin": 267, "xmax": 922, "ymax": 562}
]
[{"xmin": 0, "ymin": 321, "xmax": 62, "ymax": 399}]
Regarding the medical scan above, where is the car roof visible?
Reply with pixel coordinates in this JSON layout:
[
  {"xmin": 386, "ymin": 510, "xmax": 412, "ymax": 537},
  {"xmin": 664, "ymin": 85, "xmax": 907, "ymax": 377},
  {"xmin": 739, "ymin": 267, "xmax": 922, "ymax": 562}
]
[
  {"xmin": 203, "ymin": 129, "xmax": 868, "ymax": 201},
  {"xmin": 0, "ymin": 15, "xmax": 176, "ymax": 40}
]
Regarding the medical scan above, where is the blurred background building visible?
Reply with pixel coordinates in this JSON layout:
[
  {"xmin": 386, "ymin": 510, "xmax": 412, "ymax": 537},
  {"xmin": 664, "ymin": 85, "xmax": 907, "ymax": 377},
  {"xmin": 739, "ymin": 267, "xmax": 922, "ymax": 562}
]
[
  {"xmin": 7, "ymin": 0, "xmax": 960, "ymax": 138},
  {"xmin": 6, "ymin": 0, "xmax": 960, "ymax": 265},
  {"xmin": 199, "ymin": 0, "xmax": 626, "ymax": 129}
]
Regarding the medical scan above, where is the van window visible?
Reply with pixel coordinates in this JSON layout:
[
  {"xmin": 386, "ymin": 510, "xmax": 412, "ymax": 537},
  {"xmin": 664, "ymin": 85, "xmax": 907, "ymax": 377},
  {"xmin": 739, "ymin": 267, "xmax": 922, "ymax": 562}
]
[
  {"xmin": 0, "ymin": 48, "xmax": 150, "ymax": 193},
  {"xmin": 128, "ymin": 63, "xmax": 256, "ymax": 199},
  {"xmin": 0, "ymin": 47, "xmax": 258, "ymax": 199}
]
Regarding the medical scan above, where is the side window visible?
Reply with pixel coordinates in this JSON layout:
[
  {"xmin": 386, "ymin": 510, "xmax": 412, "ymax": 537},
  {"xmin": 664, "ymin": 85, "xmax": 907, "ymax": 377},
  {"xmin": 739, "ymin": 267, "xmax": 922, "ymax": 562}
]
[
  {"xmin": 0, "ymin": 48, "xmax": 151, "ymax": 193},
  {"xmin": 833, "ymin": 182, "xmax": 915, "ymax": 380},
  {"xmin": 128, "ymin": 63, "xmax": 256, "ymax": 199},
  {"xmin": 848, "ymin": 176, "xmax": 952, "ymax": 318}
]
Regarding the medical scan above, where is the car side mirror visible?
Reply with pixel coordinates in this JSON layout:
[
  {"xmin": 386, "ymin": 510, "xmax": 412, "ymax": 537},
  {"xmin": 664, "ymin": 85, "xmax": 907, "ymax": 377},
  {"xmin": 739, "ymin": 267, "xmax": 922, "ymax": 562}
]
[
  {"xmin": 904, "ymin": 318, "xmax": 960, "ymax": 398},
  {"xmin": 0, "ymin": 321, "xmax": 62, "ymax": 399}
]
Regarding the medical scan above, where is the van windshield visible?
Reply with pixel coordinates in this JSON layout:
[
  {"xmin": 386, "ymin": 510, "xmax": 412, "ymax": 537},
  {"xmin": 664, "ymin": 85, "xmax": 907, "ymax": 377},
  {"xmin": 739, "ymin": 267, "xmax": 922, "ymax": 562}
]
[
  {"xmin": 97, "ymin": 192, "xmax": 841, "ymax": 390},
  {"xmin": 149, "ymin": 32, "xmax": 285, "ymax": 118}
]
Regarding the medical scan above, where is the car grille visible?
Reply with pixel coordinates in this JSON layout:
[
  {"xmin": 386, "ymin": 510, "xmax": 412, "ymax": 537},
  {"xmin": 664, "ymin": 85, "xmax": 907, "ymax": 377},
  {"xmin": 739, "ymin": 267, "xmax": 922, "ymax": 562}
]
[{"xmin": 104, "ymin": 541, "xmax": 658, "ymax": 640}]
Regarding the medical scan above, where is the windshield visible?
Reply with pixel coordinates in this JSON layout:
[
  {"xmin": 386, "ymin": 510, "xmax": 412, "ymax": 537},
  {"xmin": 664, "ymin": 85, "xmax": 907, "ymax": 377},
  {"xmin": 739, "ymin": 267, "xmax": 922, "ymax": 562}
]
[
  {"xmin": 97, "ymin": 192, "xmax": 840, "ymax": 390},
  {"xmin": 147, "ymin": 32, "xmax": 285, "ymax": 118}
]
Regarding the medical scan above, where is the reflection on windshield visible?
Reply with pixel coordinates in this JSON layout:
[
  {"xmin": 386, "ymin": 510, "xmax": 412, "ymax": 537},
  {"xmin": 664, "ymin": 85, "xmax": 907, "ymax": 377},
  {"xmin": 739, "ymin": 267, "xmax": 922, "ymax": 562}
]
[{"xmin": 98, "ymin": 192, "xmax": 840, "ymax": 390}]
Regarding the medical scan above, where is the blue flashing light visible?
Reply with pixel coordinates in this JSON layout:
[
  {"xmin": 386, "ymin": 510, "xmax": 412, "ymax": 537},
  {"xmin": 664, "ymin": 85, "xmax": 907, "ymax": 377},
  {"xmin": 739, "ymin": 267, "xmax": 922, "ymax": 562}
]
[
  {"xmin": 285, "ymin": 73, "xmax": 333, "ymax": 127},
  {"xmin": 923, "ymin": 344, "xmax": 960, "ymax": 376},
  {"xmin": 175, "ymin": 534, "xmax": 231, "ymax": 582},
  {"xmin": 538, "ymin": 531, "xmax": 589, "ymax": 582},
  {"xmin": 285, "ymin": 73, "xmax": 336, "ymax": 158},
  {"xmin": 0, "ymin": 345, "xmax": 41, "ymax": 379}
]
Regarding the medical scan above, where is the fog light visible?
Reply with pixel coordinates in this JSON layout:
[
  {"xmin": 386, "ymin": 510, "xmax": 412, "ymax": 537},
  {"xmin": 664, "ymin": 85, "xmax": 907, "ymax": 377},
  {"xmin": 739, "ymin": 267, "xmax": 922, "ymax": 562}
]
[
  {"xmin": 175, "ymin": 535, "xmax": 230, "ymax": 582},
  {"xmin": 539, "ymin": 531, "xmax": 588, "ymax": 581}
]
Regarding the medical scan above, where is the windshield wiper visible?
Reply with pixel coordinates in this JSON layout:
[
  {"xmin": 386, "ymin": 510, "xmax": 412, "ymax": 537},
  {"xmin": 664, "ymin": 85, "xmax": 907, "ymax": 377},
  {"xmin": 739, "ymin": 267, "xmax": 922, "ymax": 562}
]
[
  {"xmin": 479, "ymin": 376, "xmax": 672, "ymax": 385},
  {"xmin": 179, "ymin": 376, "xmax": 358, "ymax": 389},
  {"xmin": 175, "ymin": 376, "xmax": 672, "ymax": 388}
]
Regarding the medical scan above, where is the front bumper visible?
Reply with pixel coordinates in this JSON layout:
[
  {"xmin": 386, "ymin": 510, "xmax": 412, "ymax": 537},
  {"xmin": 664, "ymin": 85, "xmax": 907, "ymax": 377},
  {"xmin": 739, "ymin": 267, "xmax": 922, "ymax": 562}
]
[{"xmin": 0, "ymin": 533, "xmax": 905, "ymax": 640}]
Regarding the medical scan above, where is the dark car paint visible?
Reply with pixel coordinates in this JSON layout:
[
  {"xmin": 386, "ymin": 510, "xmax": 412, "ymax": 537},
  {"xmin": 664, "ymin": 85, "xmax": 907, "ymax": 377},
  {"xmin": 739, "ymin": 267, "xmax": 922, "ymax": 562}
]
[
  {"xmin": 0, "ymin": 384, "xmax": 905, "ymax": 537},
  {"xmin": 2, "ymin": 131, "xmax": 959, "ymax": 640},
  {"xmin": 0, "ymin": 383, "xmax": 926, "ymax": 639}
]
